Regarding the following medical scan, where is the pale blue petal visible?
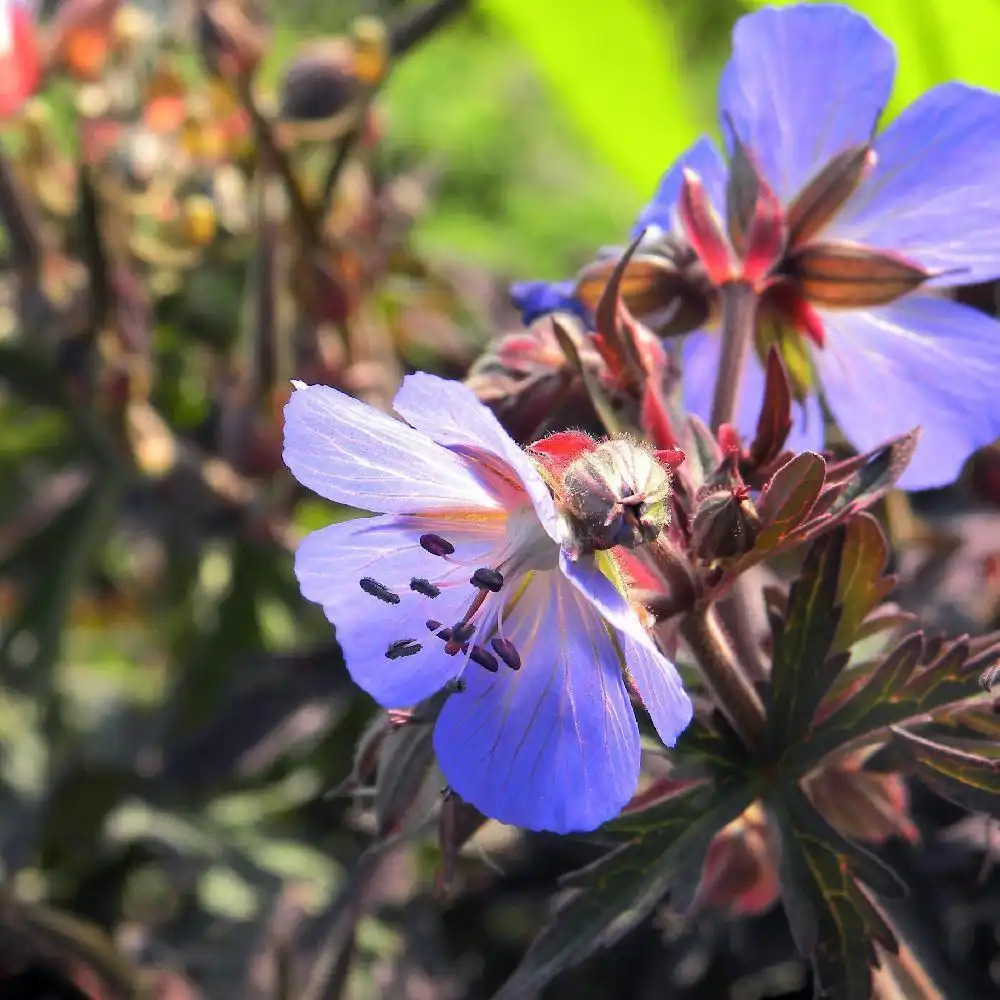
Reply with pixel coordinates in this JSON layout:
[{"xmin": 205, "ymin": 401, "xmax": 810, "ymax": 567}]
[
  {"xmin": 393, "ymin": 372, "xmax": 561, "ymax": 542},
  {"xmin": 433, "ymin": 569, "xmax": 640, "ymax": 833},
  {"xmin": 510, "ymin": 280, "xmax": 588, "ymax": 325},
  {"xmin": 719, "ymin": 5, "xmax": 895, "ymax": 203},
  {"xmin": 559, "ymin": 552, "xmax": 692, "ymax": 747},
  {"xmin": 296, "ymin": 514, "xmax": 503, "ymax": 707},
  {"xmin": 283, "ymin": 382, "xmax": 499, "ymax": 513},
  {"xmin": 632, "ymin": 136, "xmax": 728, "ymax": 238},
  {"xmin": 681, "ymin": 331, "xmax": 825, "ymax": 454},
  {"xmin": 827, "ymin": 84, "xmax": 1000, "ymax": 284},
  {"xmin": 814, "ymin": 295, "xmax": 1000, "ymax": 490}
]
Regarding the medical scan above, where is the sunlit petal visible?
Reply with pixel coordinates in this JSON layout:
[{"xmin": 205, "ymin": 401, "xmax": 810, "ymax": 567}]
[
  {"xmin": 283, "ymin": 382, "xmax": 500, "ymax": 514},
  {"xmin": 559, "ymin": 553, "xmax": 692, "ymax": 747},
  {"xmin": 814, "ymin": 295, "xmax": 1000, "ymax": 489},
  {"xmin": 827, "ymin": 83, "xmax": 1000, "ymax": 284},
  {"xmin": 434, "ymin": 570, "xmax": 640, "ymax": 833},
  {"xmin": 296, "ymin": 514, "xmax": 504, "ymax": 707},
  {"xmin": 719, "ymin": 5, "xmax": 894, "ymax": 203},
  {"xmin": 393, "ymin": 373, "xmax": 561, "ymax": 542}
]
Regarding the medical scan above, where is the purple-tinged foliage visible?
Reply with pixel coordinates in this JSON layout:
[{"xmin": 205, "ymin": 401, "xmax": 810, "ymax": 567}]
[
  {"xmin": 514, "ymin": 4, "xmax": 1000, "ymax": 490},
  {"xmin": 282, "ymin": 372, "xmax": 692, "ymax": 833}
]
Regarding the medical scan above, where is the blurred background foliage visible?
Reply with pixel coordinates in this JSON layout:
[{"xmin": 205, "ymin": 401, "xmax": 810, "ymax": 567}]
[{"xmin": 1, "ymin": 1, "xmax": 999, "ymax": 998}]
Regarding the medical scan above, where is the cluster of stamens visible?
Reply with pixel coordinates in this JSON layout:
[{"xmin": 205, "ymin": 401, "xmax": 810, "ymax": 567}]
[{"xmin": 355, "ymin": 531, "xmax": 523, "ymax": 685}]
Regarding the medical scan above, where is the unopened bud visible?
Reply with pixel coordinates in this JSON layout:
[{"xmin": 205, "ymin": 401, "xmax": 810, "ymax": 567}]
[
  {"xmin": 563, "ymin": 438, "xmax": 672, "ymax": 551},
  {"xmin": 691, "ymin": 486, "xmax": 761, "ymax": 561}
]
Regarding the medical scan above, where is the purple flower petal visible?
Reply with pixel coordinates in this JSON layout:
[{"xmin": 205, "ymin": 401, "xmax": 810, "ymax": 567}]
[
  {"xmin": 814, "ymin": 295, "xmax": 1000, "ymax": 489},
  {"xmin": 681, "ymin": 331, "xmax": 825, "ymax": 454},
  {"xmin": 510, "ymin": 280, "xmax": 588, "ymax": 325},
  {"xmin": 283, "ymin": 382, "xmax": 499, "ymax": 514},
  {"xmin": 295, "ymin": 514, "xmax": 503, "ymax": 707},
  {"xmin": 827, "ymin": 83, "xmax": 1000, "ymax": 285},
  {"xmin": 393, "ymin": 373, "xmax": 561, "ymax": 542},
  {"xmin": 719, "ymin": 5, "xmax": 895, "ymax": 203},
  {"xmin": 632, "ymin": 136, "xmax": 727, "ymax": 238},
  {"xmin": 433, "ymin": 569, "xmax": 640, "ymax": 833},
  {"xmin": 559, "ymin": 552, "xmax": 692, "ymax": 747}
]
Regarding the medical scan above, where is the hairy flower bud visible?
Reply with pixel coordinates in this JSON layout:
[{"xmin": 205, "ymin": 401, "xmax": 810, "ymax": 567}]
[{"xmin": 562, "ymin": 438, "xmax": 672, "ymax": 551}]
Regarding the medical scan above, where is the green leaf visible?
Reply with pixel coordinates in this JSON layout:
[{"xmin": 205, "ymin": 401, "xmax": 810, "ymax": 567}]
[
  {"xmin": 787, "ymin": 634, "xmax": 1000, "ymax": 773},
  {"xmin": 833, "ymin": 513, "xmax": 895, "ymax": 654},
  {"xmin": 768, "ymin": 786, "xmax": 900, "ymax": 1000},
  {"xmin": 492, "ymin": 783, "xmax": 752, "ymax": 1000},
  {"xmin": 769, "ymin": 527, "xmax": 846, "ymax": 748},
  {"xmin": 888, "ymin": 729, "xmax": 1000, "ymax": 818},
  {"xmin": 483, "ymin": 0, "xmax": 697, "ymax": 193}
]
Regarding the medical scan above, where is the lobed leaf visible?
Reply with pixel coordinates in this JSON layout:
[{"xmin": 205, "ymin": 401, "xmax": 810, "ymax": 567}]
[
  {"xmin": 888, "ymin": 729, "xmax": 1000, "ymax": 819},
  {"xmin": 768, "ymin": 527, "xmax": 846, "ymax": 749},
  {"xmin": 492, "ymin": 783, "xmax": 752, "ymax": 1000},
  {"xmin": 787, "ymin": 633, "xmax": 1000, "ymax": 772},
  {"xmin": 769, "ymin": 786, "xmax": 901, "ymax": 1000}
]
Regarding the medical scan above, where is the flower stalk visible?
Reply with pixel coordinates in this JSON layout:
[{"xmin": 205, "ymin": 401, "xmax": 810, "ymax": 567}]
[
  {"xmin": 680, "ymin": 605, "xmax": 768, "ymax": 755},
  {"xmin": 710, "ymin": 280, "xmax": 758, "ymax": 432}
]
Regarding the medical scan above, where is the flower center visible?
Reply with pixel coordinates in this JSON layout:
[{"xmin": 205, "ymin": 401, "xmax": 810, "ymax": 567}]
[{"xmin": 354, "ymin": 514, "xmax": 555, "ymax": 682}]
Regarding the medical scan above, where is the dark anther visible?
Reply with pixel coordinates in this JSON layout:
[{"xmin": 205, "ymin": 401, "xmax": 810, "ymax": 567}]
[
  {"xmin": 450, "ymin": 622, "xmax": 475, "ymax": 645},
  {"xmin": 360, "ymin": 577, "xmax": 400, "ymax": 604},
  {"xmin": 444, "ymin": 678, "xmax": 466, "ymax": 694},
  {"xmin": 410, "ymin": 577, "xmax": 441, "ymax": 598},
  {"xmin": 471, "ymin": 567, "xmax": 504, "ymax": 593},
  {"xmin": 419, "ymin": 533, "xmax": 455, "ymax": 557},
  {"xmin": 491, "ymin": 637, "xmax": 521, "ymax": 670},
  {"xmin": 425, "ymin": 619, "xmax": 444, "ymax": 632},
  {"xmin": 469, "ymin": 645, "xmax": 499, "ymax": 672},
  {"xmin": 386, "ymin": 639, "xmax": 422, "ymax": 659}
]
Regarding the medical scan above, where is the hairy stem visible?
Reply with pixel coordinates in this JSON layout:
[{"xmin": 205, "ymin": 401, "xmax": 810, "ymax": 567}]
[
  {"xmin": 710, "ymin": 280, "xmax": 758, "ymax": 432},
  {"xmin": 680, "ymin": 605, "xmax": 768, "ymax": 755}
]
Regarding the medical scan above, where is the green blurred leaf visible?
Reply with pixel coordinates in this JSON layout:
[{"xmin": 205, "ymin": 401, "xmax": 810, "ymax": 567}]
[
  {"xmin": 768, "ymin": 786, "xmax": 901, "ymax": 1000},
  {"xmin": 769, "ymin": 527, "xmax": 846, "ymax": 748},
  {"xmin": 483, "ymin": 0, "xmax": 697, "ymax": 194},
  {"xmin": 493, "ymin": 783, "xmax": 752, "ymax": 1000}
]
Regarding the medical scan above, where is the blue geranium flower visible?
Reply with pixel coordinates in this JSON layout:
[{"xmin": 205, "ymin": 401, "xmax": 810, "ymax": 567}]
[
  {"xmin": 514, "ymin": 4, "xmax": 1000, "ymax": 490},
  {"xmin": 282, "ymin": 373, "xmax": 692, "ymax": 833}
]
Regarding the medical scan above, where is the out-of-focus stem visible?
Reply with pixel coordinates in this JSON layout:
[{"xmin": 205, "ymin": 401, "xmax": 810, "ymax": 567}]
[
  {"xmin": 720, "ymin": 572, "xmax": 769, "ymax": 683},
  {"xmin": 390, "ymin": 0, "xmax": 470, "ymax": 58},
  {"xmin": 710, "ymin": 281, "xmax": 758, "ymax": 432},
  {"xmin": 680, "ymin": 605, "xmax": 767, "ymax": 755},
  {"xmin": 0, "ymin": 141, "xmax": 43, "ymax": 282}
]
